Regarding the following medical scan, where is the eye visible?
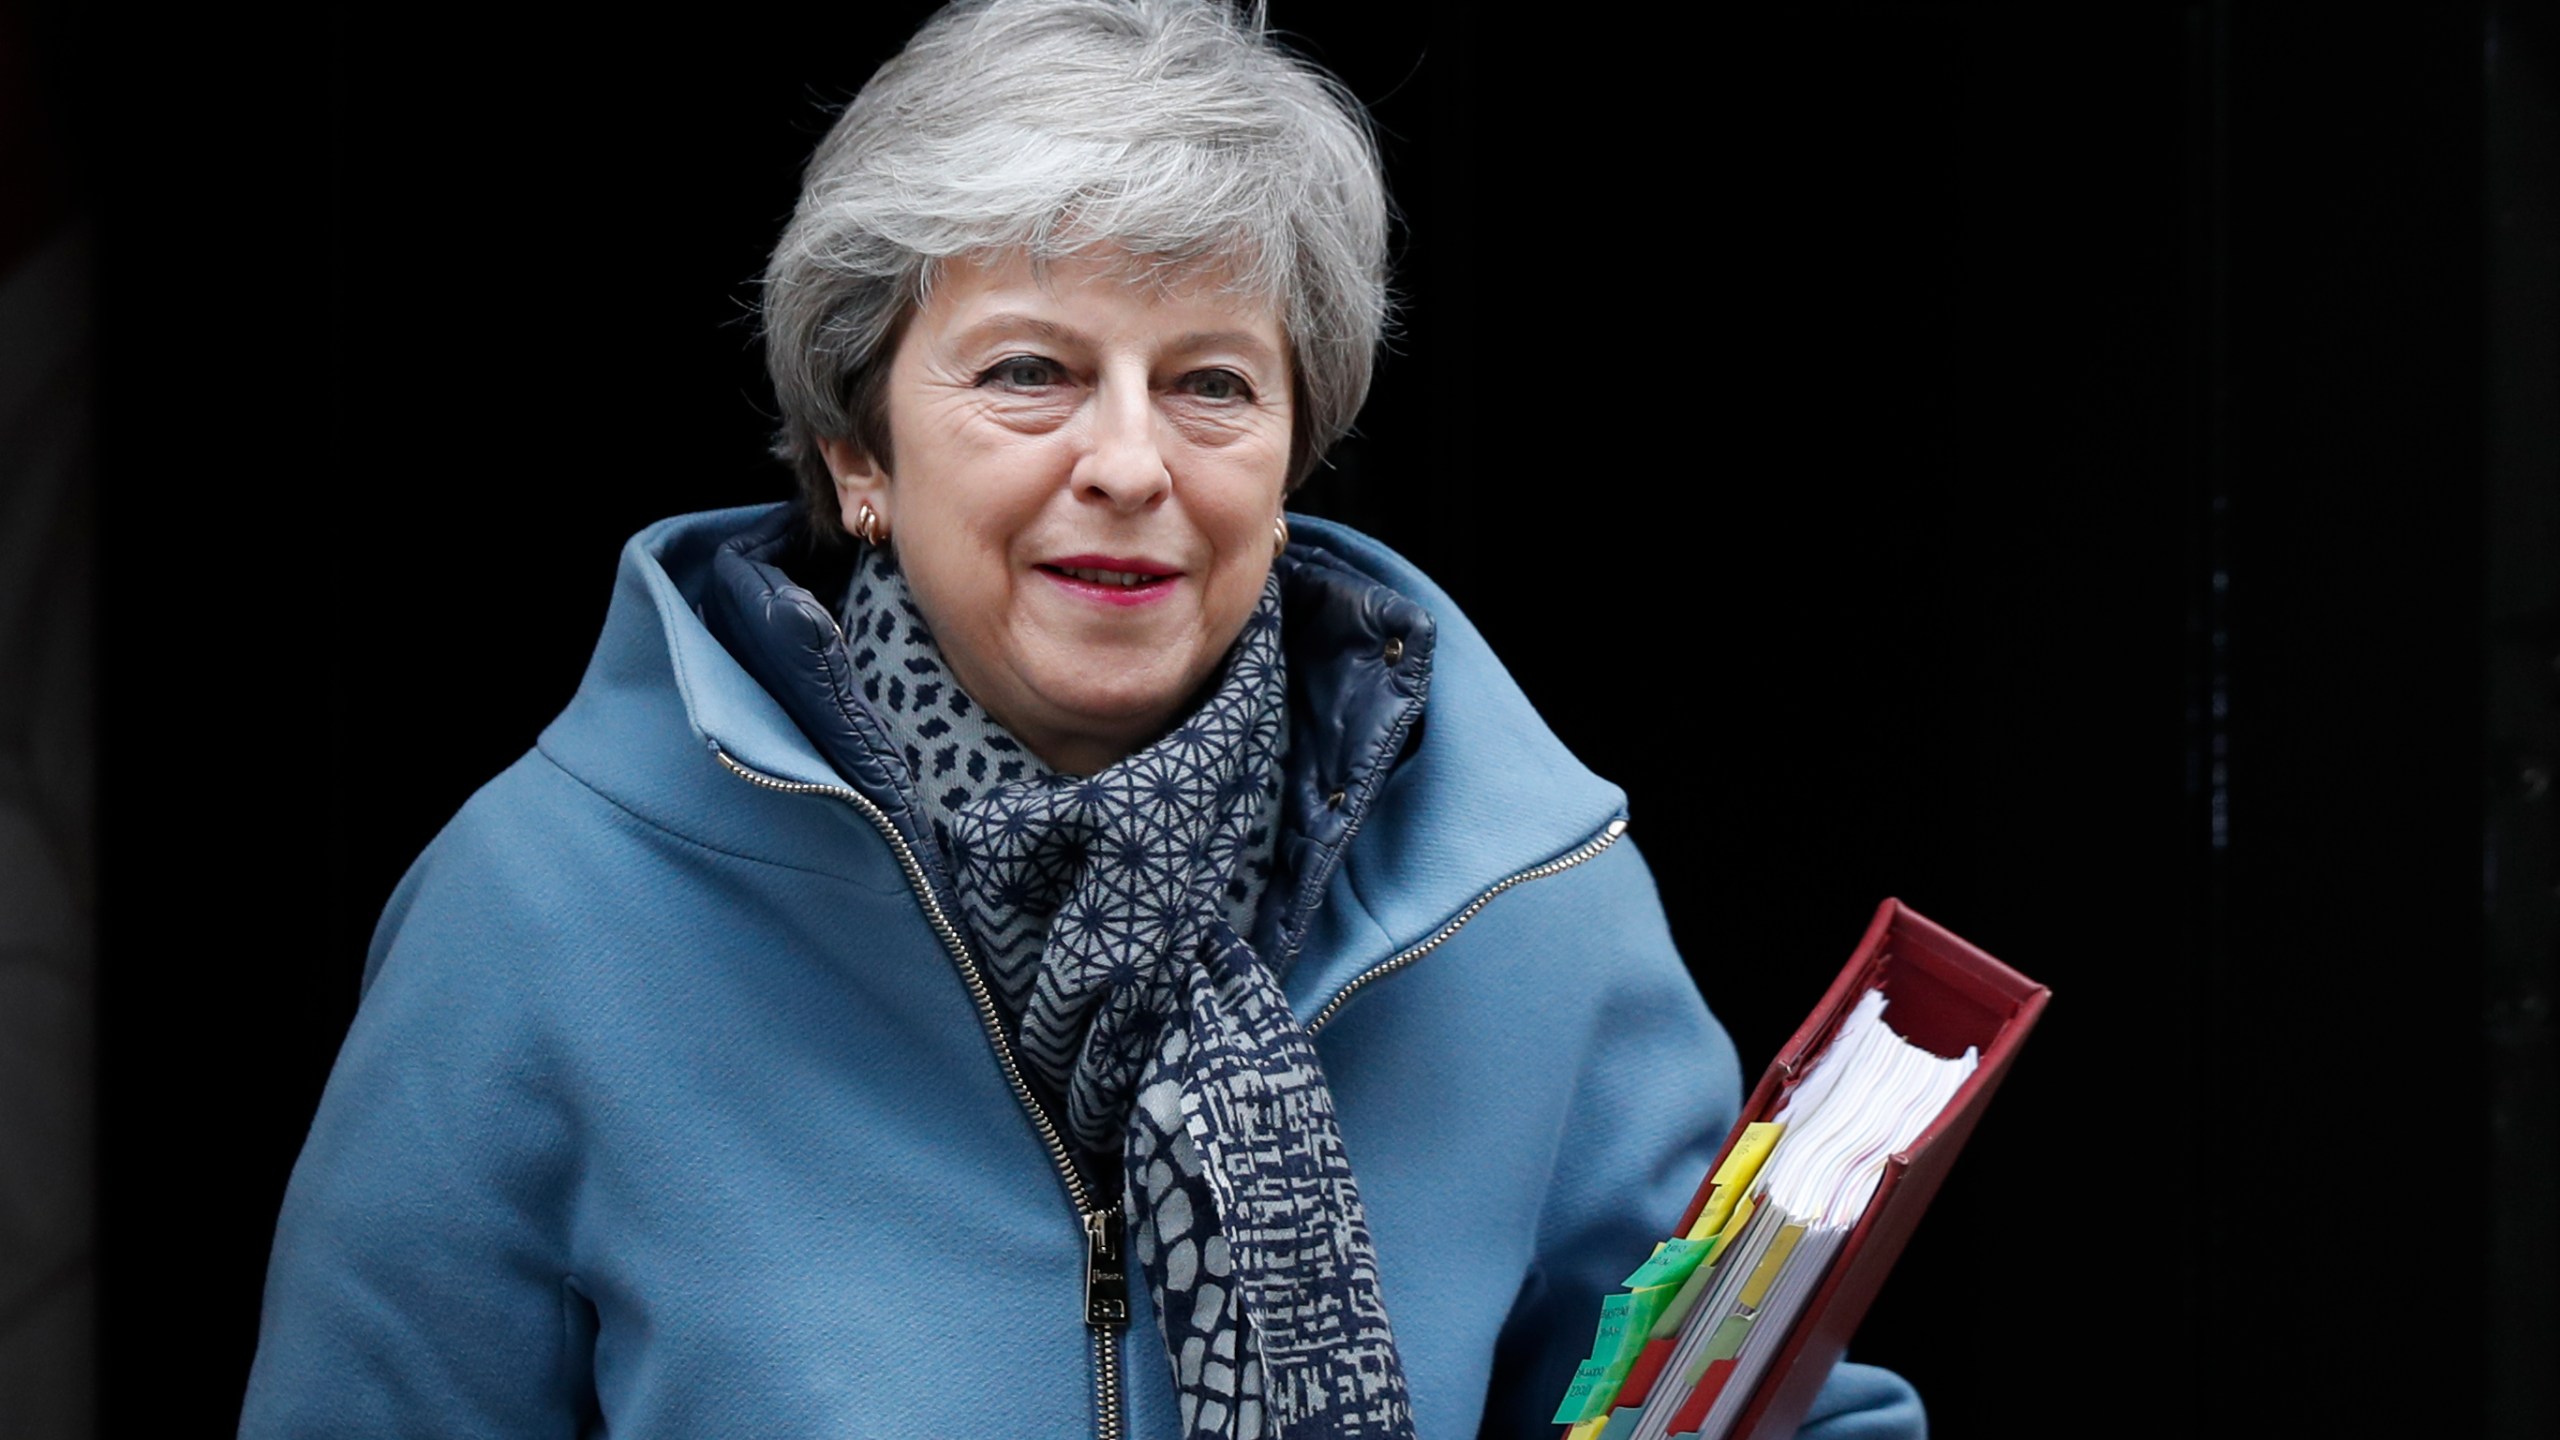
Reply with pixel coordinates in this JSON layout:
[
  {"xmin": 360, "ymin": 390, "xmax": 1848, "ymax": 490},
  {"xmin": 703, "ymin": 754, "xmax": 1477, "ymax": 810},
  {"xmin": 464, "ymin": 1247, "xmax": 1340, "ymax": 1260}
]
[
  {"xmin": 979, "ymin": 355, "xmax": 1067, "ymax": 389},
  {"xmin": 1180, "ymin": 368, "xmax": 1253, "ymax": 403}
]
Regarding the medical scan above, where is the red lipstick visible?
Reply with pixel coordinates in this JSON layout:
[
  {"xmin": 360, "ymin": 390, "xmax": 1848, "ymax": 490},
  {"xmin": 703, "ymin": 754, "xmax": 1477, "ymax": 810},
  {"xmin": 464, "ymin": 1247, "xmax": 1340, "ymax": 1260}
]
[{"xmin": 1035, "ymin": 554, "xmax": 1181, "ymax": 607}]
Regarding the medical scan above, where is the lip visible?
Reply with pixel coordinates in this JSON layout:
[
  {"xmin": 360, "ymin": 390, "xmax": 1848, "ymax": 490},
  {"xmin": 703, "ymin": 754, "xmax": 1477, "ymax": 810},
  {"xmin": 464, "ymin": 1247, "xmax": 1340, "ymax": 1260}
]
[{"xmin": 1035, "ymin": 553, "xmax": 1182, "ymax": 608}]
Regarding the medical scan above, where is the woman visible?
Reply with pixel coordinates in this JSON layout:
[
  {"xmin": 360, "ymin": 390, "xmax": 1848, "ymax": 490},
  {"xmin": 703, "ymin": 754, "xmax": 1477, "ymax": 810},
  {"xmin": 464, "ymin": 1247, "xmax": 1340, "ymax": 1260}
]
[{"xmin": 241, "ymin": 3, "xmax": 1924, "ymax": 1436}]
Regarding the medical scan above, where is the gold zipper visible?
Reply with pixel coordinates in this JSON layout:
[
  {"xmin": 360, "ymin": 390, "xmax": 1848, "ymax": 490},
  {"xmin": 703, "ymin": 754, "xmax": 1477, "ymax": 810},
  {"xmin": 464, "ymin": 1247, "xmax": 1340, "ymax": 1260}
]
[
  {"xmin": 713, "ymin": 749, "xmax": 1127, "ymax": 1440},
  {"xmin": 1304, "ymin": 817, "xmax": 1629, "ymax": 1036}
]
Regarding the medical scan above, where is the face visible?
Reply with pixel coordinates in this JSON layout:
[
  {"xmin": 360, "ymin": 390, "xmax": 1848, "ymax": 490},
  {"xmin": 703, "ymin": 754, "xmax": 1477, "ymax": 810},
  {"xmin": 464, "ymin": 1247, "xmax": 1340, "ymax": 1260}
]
[{"xmin": 819, "ymin": 249, "xmax": 1293, "ymax": 776}]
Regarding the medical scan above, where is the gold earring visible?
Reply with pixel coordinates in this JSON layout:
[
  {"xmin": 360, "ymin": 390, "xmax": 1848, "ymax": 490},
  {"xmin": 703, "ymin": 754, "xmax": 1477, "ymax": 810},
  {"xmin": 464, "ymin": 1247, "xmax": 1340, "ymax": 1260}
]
[
  {"xmin": 854, "ymin": 501, "xmax": 889, "ymax": 547},
  {"xmin": 1271, "ymin": 514, "xmax": 1289, "ymax": 558}
]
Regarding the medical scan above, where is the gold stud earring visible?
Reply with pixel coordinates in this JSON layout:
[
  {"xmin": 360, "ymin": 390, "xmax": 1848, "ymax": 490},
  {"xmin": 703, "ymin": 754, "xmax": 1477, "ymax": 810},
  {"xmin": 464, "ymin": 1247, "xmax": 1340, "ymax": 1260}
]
[
  {"xmin": 854, "ymin": 501, "xmax": 889, "ymax": 547},
  {"xmin": 1271, "ymin": 514, "xmax": 1289, "ymax": 559}
]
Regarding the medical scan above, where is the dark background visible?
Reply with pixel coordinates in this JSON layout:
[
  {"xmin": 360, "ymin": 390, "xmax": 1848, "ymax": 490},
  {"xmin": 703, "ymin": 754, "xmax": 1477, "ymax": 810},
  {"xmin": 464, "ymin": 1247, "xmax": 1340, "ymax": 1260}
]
[{"xmin": 15, "ymin": 0, "xmax": 2553, "ymax": 1434}]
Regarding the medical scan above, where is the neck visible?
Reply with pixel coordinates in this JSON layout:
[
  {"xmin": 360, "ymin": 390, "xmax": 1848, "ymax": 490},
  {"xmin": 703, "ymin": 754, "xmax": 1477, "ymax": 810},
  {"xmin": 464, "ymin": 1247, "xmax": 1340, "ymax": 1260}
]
[
  {"xmin": 1019, "ymin": 728, "xmax": 1142, "ymax": 778},
  {"xmin": 969, "ymin": 692, "xmax": 1196, "ymax": 778}
]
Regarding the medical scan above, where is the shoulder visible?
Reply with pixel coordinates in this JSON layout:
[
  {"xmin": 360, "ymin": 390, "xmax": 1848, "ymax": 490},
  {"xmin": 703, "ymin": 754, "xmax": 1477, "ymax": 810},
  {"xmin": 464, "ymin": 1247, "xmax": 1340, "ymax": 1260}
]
[
  {"xmin": 360, "ymin": 747, "xmax": 701, "ymax": 1002},
  {"xmin": 1287, "ymin": 512, "xmax": 1626, "ymax": 844},
  {"xmin": 1317, "ymin": 829, "xmax": 1718, "ymax": 1067},
  {"xmin": 1282, "ymin": 515, "xmax": 1649, "ymax": 1007},
  {"xmin": 363, "ymin": 739, "xmax": 907, "ymax": 1019},
  {"xmin": 369, "ymin": 507, "xmax": 926, "ymax": 989}
]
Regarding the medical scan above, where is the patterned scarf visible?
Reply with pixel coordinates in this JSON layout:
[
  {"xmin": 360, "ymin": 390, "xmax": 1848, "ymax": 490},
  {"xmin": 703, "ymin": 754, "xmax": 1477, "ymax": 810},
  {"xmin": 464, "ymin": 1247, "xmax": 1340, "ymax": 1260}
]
[{"xmin": 841, "ymin": 545, "xmax": 1416, "ymax": 1440}]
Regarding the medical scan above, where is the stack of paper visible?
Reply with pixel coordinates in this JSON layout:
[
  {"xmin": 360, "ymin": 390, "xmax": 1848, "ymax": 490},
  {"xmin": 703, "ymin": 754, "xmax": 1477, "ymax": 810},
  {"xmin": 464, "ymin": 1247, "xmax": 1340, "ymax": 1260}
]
[{"xmin": 1551, "ymin": 988, "xmax": 1979, "ymax": 1440}]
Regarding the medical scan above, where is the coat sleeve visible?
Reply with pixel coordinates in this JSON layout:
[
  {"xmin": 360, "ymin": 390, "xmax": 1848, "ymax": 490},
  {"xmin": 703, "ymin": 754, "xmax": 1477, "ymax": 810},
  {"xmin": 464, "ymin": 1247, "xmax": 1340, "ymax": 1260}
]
[
  {"xmin": 237, "ymin": 808, "xmax": 595, "ymax": 1439},
  {"xmin": 1479, "ymin": 837, "xmax": 1925, "ymax": 1440}
]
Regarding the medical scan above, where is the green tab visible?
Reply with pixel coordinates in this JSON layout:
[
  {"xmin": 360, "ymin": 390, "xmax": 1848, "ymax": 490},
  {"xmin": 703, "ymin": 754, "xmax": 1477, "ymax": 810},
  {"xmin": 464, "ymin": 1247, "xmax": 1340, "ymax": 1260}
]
[
  {"xmin": 1559, "ymin": 1278, "xmax": 1698, "ymax": 1426},
  {"xmin": 1561, "ymin": 1292, "xmax": 1651, "ymax": 1422},
  {"xmin": 1624, "ymin": 1235, "xmax": 1716, "ymax": 1291},
  {"xmin": 1588, "ymin": 1291, "xmax": 1634, "ymax": 1362},
  {"xmin": 1550, "ymin": 1359, "xmax": 1611, "ymax": 1427},
  {"xmin": 1619, "ymin": 1282, "xmax": 1681, "ymax": 1358}
]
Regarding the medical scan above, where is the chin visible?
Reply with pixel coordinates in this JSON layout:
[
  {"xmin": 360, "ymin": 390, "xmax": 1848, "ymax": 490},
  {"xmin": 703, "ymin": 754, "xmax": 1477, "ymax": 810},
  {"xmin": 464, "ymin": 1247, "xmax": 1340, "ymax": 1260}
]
[
  {"xmin": 1050, "ymin": 681, "xmax": 1187, "ymax": 732},
  {"xmin": 1038, "ymin": 665, "xmax": 1202, "ymax": 737}
]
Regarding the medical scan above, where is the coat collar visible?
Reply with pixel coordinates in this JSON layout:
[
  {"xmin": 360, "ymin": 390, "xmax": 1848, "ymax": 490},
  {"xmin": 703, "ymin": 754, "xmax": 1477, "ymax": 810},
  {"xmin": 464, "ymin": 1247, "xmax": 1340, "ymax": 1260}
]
[{"xmin": 539, "ymin": 504, "xmax": 1628, "ymax": 1019}]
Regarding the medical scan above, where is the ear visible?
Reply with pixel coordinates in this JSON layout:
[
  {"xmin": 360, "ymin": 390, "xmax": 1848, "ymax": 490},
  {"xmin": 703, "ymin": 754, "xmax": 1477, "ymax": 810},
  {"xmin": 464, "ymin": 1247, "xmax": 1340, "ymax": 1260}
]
[{"xmin": 817, "ymin": 436, "xmax": 891, "ymax": 538}]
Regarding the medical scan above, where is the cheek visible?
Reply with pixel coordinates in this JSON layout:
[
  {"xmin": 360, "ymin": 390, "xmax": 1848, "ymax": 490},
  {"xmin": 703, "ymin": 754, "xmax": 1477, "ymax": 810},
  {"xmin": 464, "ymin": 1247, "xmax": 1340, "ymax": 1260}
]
[
  {"xmin": 933, "ymin": 432, "xmax": 1059, "ymax": 539},
  {"xmin": 1205, "ymin": 477, "xmax": 1283, "ymax": 611},
  {"xmin": 1209, "ymin": 456, "xmax": 1289, "ymax": 549},
  {"xmin": 906, "ymin": 517, "xmax": 1008, "ymax": 625},
  {"xmin": 894, "ymin": 473, "xmax": 1050, "ymax": 651}
]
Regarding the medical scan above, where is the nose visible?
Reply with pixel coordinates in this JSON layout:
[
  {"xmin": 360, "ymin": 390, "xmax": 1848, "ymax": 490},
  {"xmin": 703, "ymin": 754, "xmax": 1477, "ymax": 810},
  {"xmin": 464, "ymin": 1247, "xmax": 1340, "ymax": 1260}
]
[{"xmin": 1071, "ymin": 366, "xmax": 1170, "ymax": 512}]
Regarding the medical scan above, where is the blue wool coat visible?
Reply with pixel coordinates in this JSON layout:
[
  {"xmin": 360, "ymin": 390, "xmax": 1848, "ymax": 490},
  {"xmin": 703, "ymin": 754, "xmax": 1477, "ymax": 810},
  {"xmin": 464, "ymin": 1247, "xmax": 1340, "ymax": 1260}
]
[{"xmin": 239, "ymin": 506, "xmax": 1924, "ymax": 1439}]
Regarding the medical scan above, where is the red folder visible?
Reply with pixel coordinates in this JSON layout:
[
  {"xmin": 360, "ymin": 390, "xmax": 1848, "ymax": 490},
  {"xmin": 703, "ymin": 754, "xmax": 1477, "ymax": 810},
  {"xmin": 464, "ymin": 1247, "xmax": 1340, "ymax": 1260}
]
[{"xmin": 1664, "ymin": 898, "xmax": 2049, "ymax": 1439}]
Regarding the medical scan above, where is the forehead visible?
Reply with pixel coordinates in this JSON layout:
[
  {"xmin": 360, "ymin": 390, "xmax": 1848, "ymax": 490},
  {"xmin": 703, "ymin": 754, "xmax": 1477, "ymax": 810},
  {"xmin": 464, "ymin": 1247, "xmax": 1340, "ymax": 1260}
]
[{"xmin": 916, "ymin": 247, "xmax": 1288, "ymax": 353}]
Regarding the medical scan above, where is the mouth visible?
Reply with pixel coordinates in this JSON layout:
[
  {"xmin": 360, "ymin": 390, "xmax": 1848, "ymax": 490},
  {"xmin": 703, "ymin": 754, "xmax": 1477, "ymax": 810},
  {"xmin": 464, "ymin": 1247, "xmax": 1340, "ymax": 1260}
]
[
  {"xmin": 1042, "ymin": 565, "xmax": 1168, "ymax": 589},
  {"xmin": 1036, "ymin": 554, "xmax": 1181, "ymax": 606}
]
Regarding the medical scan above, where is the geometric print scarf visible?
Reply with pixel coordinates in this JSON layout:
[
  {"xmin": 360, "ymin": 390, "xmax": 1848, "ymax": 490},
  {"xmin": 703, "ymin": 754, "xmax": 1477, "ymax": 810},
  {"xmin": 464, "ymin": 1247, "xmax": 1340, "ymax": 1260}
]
[{"xmin": 841, "ymin": 543, "xmax": 1416, "ymax": 1440}]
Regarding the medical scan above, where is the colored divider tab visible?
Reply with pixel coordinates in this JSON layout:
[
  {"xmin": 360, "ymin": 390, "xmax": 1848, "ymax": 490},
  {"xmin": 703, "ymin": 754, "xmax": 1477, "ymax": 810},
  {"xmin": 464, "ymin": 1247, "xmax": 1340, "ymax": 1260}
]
[
  {"xmin": 1620, "ymin": 1282, "xmax": 1681, "ymax": 1353},
  {"xmin": 1550, "ymin": 1359, "xmax": 1612, "ymax": 1427},
  {"xmin": 1686, "ymin": 1122, "xmax": 1785, "ymax": 1241},
  {"xmin": 1564, "ymin": 1417, "xmax": 1610, "ymax": 1440},
  {"xmin": 1624, "ymin": 1235, "xmax": 1717, "ymax": 1291},
  {"xmin": 1613, "ymin": 1338, "xmax": 1675, "ymax": 1409},
  {"xmin": 1652, "ymin": 1240, "xmax": 1728, "ymax": 1340},
  {"xmin": 1557, "ymin": 1272, "xmax": 1697, "ymax": 1428},
  {"xmin": 1582, "ymin": 1286, "xmax": 1676, "ymax": 1420},
  {"xmin": 1667, "ymin": 1355, "xmax": 1739, "ymax": 1434},
  {"xmin": 1736, "ymin": 1222, "xmax": 1807, "ymax": 1310},
  {"xmin": 1690, "ymin": 1181, "xmax": 1761, "ymax": 1256},
  {"xmin": 1561, "ymin": 1292, "xmax": 1639, "ymax": 1423},
  {"xmin": 1700, "ymin": 1313, "xmax": 1756, "ymax": 1369},
  {"xmin": 1588, "ymin": 1291, "xmax": 1636, "ymax": 1365},
  {"xmin": 1661, "ymin": 1311, "xmax": 1752, "ymax": 1413}
]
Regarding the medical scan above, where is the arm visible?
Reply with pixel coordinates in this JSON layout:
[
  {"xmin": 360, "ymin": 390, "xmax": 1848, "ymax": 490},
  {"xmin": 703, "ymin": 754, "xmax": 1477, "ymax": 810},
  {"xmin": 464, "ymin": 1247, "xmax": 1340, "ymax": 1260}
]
[
  {"xmin": 238, "ymin": 813, "xmax": 595, "ymax": 1439},
  {"xmin": 1480, "ymin": 838, "xmax": 1925, "ymax": 1440}
]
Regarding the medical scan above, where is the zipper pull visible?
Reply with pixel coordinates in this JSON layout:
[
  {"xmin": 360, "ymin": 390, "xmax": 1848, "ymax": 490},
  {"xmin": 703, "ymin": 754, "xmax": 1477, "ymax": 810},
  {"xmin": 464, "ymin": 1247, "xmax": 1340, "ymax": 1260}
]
[{"xmin": 1083, "ymin": 1207, "xmax": 1129, "ymax": 1328}]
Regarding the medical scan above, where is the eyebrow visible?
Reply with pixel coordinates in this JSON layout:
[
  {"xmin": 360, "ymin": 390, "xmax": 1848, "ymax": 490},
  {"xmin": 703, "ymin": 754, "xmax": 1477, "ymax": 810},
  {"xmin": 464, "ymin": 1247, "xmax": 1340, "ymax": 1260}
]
[
  {"xmin": 950, "ymin": 314, "xmax": 1083, "ymax": 353},
  {"xmin": 1165, "ymin": 330, "xmax": 1284, "ymax": 370}
]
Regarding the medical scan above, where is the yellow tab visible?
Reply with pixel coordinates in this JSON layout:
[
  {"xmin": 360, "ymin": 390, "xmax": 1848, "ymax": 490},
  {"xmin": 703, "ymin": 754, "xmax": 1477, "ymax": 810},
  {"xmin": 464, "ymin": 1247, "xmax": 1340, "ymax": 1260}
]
[
  {"xmin": 1566, "ymin": 1419, "xmax": 1610, "ymax": 1440},
  {"xmin": 1737, "ymin": 1222, "xmax": 1808, "ymax": 1309},
  {"xmin": 1687, "ymin": 1123, "xmax": 1785, "ymax": 1240},
  {"xmin": 1700, "ymin": 1188, "xmax": 1760, "ymax": 1256}
]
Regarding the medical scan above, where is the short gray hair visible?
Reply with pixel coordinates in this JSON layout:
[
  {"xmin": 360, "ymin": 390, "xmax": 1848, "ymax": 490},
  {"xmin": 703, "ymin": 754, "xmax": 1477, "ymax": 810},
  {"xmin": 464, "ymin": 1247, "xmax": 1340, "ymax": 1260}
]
[{"xmin": 761, "ymin": 0, "xmax": 1391, "ymax": 534}]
